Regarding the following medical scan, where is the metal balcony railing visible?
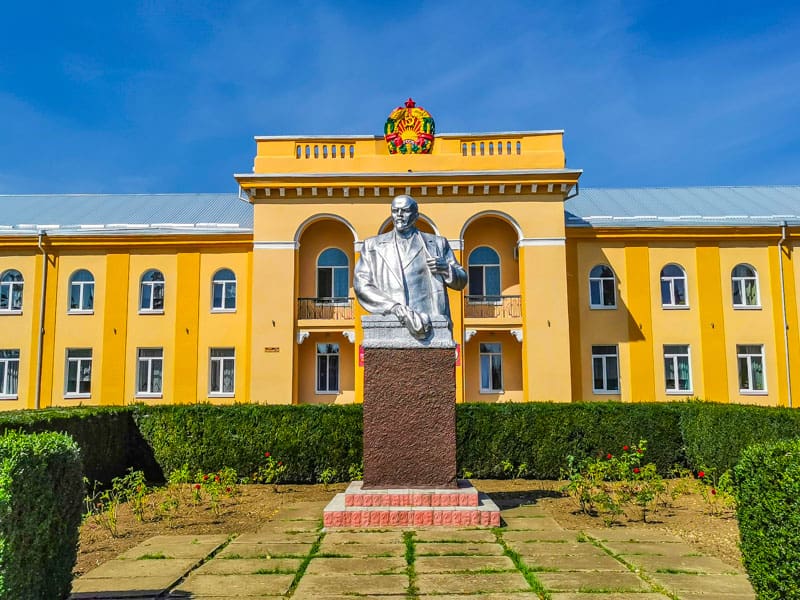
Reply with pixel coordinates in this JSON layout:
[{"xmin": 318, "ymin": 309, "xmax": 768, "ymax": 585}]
[
  {"xmin": 464, "ymin": 295, "xmax": 522, "ymax": 319},
  {"xmin": 298, "ymin": 297, "xmax": 354, "ymax": 320}
]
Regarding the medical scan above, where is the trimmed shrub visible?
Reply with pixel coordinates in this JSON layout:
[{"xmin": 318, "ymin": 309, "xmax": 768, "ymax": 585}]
[
  {"xmin": 734, "ymin": 437, "xmax": 800, "ymax": 599},
  {"xmin": 456, "ymin": 402, "xmax": 685, "ymax": 478},
  {"xmin": 0, "ymin": 431, "xmax": 83, "ymax": 600},
  {"xmin": 132, "ymin": 404, "xmax": 364, "ymax": 483},
  {"xmin": 681, "ymin": 403, "xmax": 800, "ymax": 474}
]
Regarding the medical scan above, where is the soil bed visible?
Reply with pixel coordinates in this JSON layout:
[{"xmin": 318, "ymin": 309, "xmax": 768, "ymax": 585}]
[{"xmin": 76, "ymin": 479, "xmax": 741, "ymax": 577}]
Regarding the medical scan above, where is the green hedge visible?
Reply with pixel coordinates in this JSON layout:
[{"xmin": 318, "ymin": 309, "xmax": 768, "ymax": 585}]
[
  {"xmin": 0, "ymin": 431, "xmax": 83, "ymax": 600},
  {"xmin": 132, "ymin": 404, "xmax": 364, "ymax": 483},
  {"xmin": 734, "ymin": 437, "xmax": 800, "ymax": 599},
  {"xmin": 680, "ymin": 403, "xmax": 800, "ymax": 474}
]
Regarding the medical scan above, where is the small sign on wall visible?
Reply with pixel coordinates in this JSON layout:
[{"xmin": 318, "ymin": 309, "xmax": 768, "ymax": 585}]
[
  {"xmin": 358, "ymin": 345, "xmax": 364, "ymax": 367},
  {"xmin": 264, "ymin": 347, "xmax": 280, "ymax": 353},
  {"xmin": 455, "ymin": 343, "xmax": 461, "ymax": 367}
]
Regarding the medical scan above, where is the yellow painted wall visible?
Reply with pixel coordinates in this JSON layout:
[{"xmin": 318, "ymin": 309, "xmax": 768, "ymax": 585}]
[
  {"xmin": 297, "ymin": 220, "xmax": 356, "ymax": 298},
  {"xmin": 297, "ymin": 331, "xmax": 355, "ymax": 404},
  {"xmin": 462, "ymin": 217, "xmax": 520, "ymax": 295},
  {"xmin": 463, "ymin": 330, "xmax": 523, "ymax": 402}
]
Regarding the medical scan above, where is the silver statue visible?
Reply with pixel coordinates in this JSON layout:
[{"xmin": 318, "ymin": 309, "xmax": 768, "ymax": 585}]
[{"xmin": 354, "ymin": 195, "xmax": 468, "ymax": 339}]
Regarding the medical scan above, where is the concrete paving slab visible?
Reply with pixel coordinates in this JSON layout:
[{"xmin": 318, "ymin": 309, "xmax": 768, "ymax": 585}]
[
  {"xmin": 418, "ymin": 594, "xmax": 540, "ymax": 600},
  {"xmin": 649, "ymin": 573, "xmax": 754, "ymax": 594},
  {"xmin": 413, "ymin": 528, "xmax": 497, "ymax": 542},
  {"xmin": 292, "ymin": 573, "xmax": 409, "ymax": 596},
  {"xmin": 678, "ymin": 592, "xmax": 756, "ymax": 600},
  {"xmin": 624, "ymin": 553, "xmax": 741, "ymax": 574},
  {"xmin": 500, "ymin": 505, "xmax": 551, "ymax": 518},
  {"xmin": 536, "ymin": 570, "xmax": 650, "ymax": 592},
  {"xmin": 71, "ymin": 575, "xmax": 179, "ymax": 599},
  {"xmin": 602, "ymin": 541, "xmax": 693, "ymax": 557},
  {"xmin": 524, "ymin": 552, "xmax": 627, "ymax": 572},
  {"xmin": 416, "ymin": 571, "xmax": 531, "ymax": 595},
  {"xmin": 503, "ymin": 515, "xmax": 564, "ymax": 530},
  {"xmin": 116, "ymin": 534, "xmax": 227, "ymax": 560},
  {"xmin": 586, "ymin": 528, "xmax": 683, "ymax": 543},
  {"xmin": 172, "ymin": 572, "xmax": 295, "ymax": 596},
  {"xmin": 414, "ymin": 555, "xmax": 516, "ymax": 573},
  {"xmin": 293, "ymin": 595, "xmax": 406, "ymax": 600},
  {"xmin": 257, "ymin": 521, "xmax": 320, "ymax": 535},
  {"xmin": 415, "ymin": 542, "xmax": 505, "ymax": 556},
  {"xmin": 513, "ymin": 541, "xmax": 606, "ymax": 558},
  {"xmin": 502, "ymin": 529, "xmax": 578, "ymax": 543},
  {"xmin": 192, "ymin": 557, "xmax": 302, "ymax": 575},
  {"xmin": 217, "ymin": 541, "xmax": 312, "ymax": 558},
  {"xmin": 78, "ymin": 558, "xmax": 197, "ymax": 580},
  {"xmin": 550, "ymin": 594, "xmax": 670, "ymax": 600},
  {"xmin": 323, "ymin": 530, "xmax": 404, "ymax": 544},
  {"xmin": 231, "ymin": 530, "xmax": 319, "ymax": 544},
  {"xmin": 316, "ymin": 541, "xmax": 405, "ymax": 557},
  {"xmin": 305, "ymin": 556, "xmax": 407, "ymax": 575},
  {"xmin": 273, "ymin": 501, "xmax": 328, "ymax": 519}
]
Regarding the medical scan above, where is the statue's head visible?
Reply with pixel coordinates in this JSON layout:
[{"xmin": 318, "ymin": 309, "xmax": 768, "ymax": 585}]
[{"xmin": 390, "ymin": 195, "xmax": 419, "ymax": 234}]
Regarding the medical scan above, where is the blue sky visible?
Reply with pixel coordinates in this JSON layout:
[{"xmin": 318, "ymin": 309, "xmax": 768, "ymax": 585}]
[{"xmin": 1, "ymin": 1, "xmax": 799, "ymax": 193}]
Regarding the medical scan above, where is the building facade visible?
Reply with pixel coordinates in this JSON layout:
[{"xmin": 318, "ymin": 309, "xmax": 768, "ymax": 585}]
[{"xmin": 1, "ymin": 121, "xmax": 798, "ymax": 409}]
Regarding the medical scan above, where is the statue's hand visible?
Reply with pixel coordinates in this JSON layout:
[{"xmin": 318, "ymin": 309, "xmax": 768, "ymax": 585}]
[{"xmin": 426, "ymin": 256, "xmax": 449, "ymax": 276}]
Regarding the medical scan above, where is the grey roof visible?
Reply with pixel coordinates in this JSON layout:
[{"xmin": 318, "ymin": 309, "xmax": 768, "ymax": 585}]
[
  {"xmin": 566, "ymin": 186, "xmax": 800, "ymax": 228},
  {"xmin": 0, "ymin": 193, "xmax": 252, "ymax": 235}
]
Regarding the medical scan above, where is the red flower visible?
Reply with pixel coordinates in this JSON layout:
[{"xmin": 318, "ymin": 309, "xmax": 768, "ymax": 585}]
[
  {"xmin": 623, "ymin": 445, "xmax": 630, "ymax": 451},
  {"xmin": 711, "ymin": 488, "xmax": 717, "ymax": 495},
  {"xmin": 264, "ymin": 452, "xmax": 271, "ymax": 458},
  {"xmin": 214, "ymin": 475, "xmax": 220, "ymax": 482},
  {"xmin": 203, "ymin": 475, "xmax": 209, "ymax": 481},
  {"xmin": 636, "ymin": 448, "xmax": 643, "ymax": 454},
  {"xmin": 698, "ymin": 471, "xmax": 705, "ymax": 478},
  {"xmin": 194, "ymin": 484, "xmax": 201, "ymax": 490},
  {"xmin": 226, "ymin": 487, "xmax": 231, "ymax": 493},
  {"xmin": 633, "ymin": 467, "xmax": 640, "ymax": 474},
  {"xmin": 606, "ymin": 453, "xmax": 612, "ymax": 460},
  {"xmin": 278, "ymin": 461, "xmax": 283, "ymax": 466}
]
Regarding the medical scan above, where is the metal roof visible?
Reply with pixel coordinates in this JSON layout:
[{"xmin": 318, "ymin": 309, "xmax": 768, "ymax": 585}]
[
  {"xmin": 566, "ymin": 186, "xmax": 800, "ymax": 228},
  {"xmin": 0, "ymin": 193, "xmax": 252, "ymax": 235}
]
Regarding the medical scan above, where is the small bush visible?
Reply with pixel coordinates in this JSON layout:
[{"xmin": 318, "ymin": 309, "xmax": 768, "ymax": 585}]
[
  {"xmin": 0, "ymin": 431, "xmax": 83, "ymax": 600},
  {"xmin": 734, "ymin": 437, "xmax": 800, "ymax": 599}
]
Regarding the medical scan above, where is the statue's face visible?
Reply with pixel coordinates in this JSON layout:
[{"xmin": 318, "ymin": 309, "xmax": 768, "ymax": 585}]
[{"xmin": 391, "ymin": 196, "xmax": 418, "ymax": 234}]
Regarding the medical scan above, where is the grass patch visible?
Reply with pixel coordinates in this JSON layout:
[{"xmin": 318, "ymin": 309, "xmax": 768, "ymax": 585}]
[
  {"xmin": 136, "ymin": 552, "xmax": 169, "ymax": 560},
  {"xmin": 656, "ymin": 568, "xmax": 701, "ymax": 575},
  {"xmin": 316, "ymin": 552, "xmax": 353, "ymax": 558},
  {"xmin": 253, "ymin": 567, "xmax": 296, "ymax": 575},
  {"xmin": 403, "ymin": 531, "xmax": 418, "ymax": 599},
  {"xmin": 221, "ymin": 553, "xmax": 242, "ymax": 560},
  {"xmin": 493, "ymin": 529, "xmax": 551, "ymax": 599},
  {"xmin": 283, "ymin": 520, "xmax": 324, "ymax": 597}
]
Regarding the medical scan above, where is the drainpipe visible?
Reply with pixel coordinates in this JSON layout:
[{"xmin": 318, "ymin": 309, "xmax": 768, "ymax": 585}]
[
  {"xmin": 35, "ymin": 231, "xmax": 48, "ymax": 410},
  {"xmin": 778, "ymin": 221, "xmax": 792, "ymax": 408}
]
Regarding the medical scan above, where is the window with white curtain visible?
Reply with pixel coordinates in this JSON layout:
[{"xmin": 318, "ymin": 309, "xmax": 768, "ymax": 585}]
[
  {"xmin": 316, "ymin": 343, "xmax": 339, "ymax": 394},
  {"xmin": 0, "ymin": 350, "xmax": 20, "ymax": 398},
  {"xmin": 660, "ymin": 264, "xmax": 687, "ymax": 307},
  {"xmin": 137, "ymin": 348, "xmax": 163, "ymax": 396},
  {"xmin": 0, "ymin": 270, "xmax": 23, "ymax": 312},
  {"xmin": 209, "ymin": 348, "xmax": 235, "ymax": 395},
  {"xmin": 592, "ymin": 345, "xmax": 620, "ymax": 394},
  {"xmin": 732, "ymin": 264, "xmax": 760, "ymax": 307},
  {"xmin": 663, "ymin": 345, "xmax": 692, "ymax": 393},
  {"xmin": 65, "ymin": 348, "xmax": 92, "ymax": 396},
  {"xmin": 212, "ymin": 269, "xmax": 236, "ymax": 311},
  {"xmin": 737, "ymin": 344, "xmax": 766, "ymax": 393},
  {"xmin": 479, "ymin": 342, "xmax": 503, "ymax": 392},
  {"xmin": 69, "ymin": 269, "xmax": 95, "ymax": 312}
]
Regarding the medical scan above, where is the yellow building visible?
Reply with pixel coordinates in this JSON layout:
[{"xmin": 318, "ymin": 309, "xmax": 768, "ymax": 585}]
[{"xmin": 1, "ymin": 113, "xmax": 798, "ymax": 409}]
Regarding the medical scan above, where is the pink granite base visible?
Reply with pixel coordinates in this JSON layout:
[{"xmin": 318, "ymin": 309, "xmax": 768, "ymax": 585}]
[{"xmin": 323, "ymin": 480, "xmax": 501, "ymax": 528}]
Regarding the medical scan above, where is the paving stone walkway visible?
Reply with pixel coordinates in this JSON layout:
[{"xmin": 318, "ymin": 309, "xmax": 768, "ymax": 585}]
[{"xmin": 71, "ymin": 500, "xmax": 755, "ymax": 600}]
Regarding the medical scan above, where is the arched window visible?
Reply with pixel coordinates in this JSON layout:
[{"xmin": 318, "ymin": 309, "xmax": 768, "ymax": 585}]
[
  {"xmin": 69, "ymin": 269, "xmax": 95, "ymax": 312},
  {"xmin": 317, "ymin": 248, "xmax": 349, "ymax": 302},
  {"xmin": 660, "ymin": 264, "xmax": 687, "ymax": 307},
  {"xmin": 468, "ymin": 246, "xmax": 501, "ymax": 302},
  {"xmin": 212, "ymin": 268, "xmax": 236, "ymax": 311},
  {"xmin": 0, "ymin": 270, "xmax": 23, "ymax": 312},
  {"xmin": 732, "ymin": 264, "xmax": 760, "ymax": 307},
  {"xmin": 589, "ymin": 265, "xmax": 616, "ymax": 308},
  {"xmin": 140, "ymin": 269, "xmax": 165, "ymax": 312}
]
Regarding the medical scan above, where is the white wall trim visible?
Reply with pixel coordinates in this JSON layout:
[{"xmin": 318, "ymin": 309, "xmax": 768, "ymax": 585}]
[
  {"xmin": 518, "ymin": 237, "xmax": 566, "ymax": 247},
  {"xmin": 254, "ymin": 241, "xmax": 299, "ymax": 250}
]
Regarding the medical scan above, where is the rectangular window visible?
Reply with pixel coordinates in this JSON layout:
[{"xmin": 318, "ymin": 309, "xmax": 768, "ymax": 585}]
[
  {"xmin": 316, "ymin": 343, "xmax": 339, "ymax": 393},
  {"xmin": 663, "ymin": 345, "xmax": 692, "ymax": 393},
  {"xmin": 209, "ymin": 348, "xmax": 235, "ymax": 395},
  {"xmin": 479, "ymin": 342, "xmax": 503, "ymax": 392},
  {"xmin": 212, "ymin": 281, "xmax": 236, "ymax": 310},
  {"xmin": 737, "ymin": 344, "xmax": 766, "ymax": 393},
  {"xmin": 592, "ymin": 345, "xmax": 620, "ymax": 394},
  {"xmin": 137, "ymin": 348, "xmax": 163, "ymax": 396},
  {"xmin": 0, "ymin": 350, "xmax": 20, "ymax": 398},
  {"xmin": 65, "ymin": 348, "xmax": 92, "ymax": 396}
]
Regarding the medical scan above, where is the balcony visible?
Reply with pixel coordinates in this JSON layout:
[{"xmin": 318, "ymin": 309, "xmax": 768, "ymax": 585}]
[
  {"xmin": 464, "ymin": 295, "xmax": 521, "ymax": 319},
  {"xmin": 298, "ymin": 298, "xmax": 354, "ymax": 320}
]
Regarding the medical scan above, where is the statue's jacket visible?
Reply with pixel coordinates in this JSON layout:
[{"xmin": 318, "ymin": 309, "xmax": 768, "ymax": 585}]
[{"xmin": 354, "ymin": 230, "xmax": 468, "ymax": 320}]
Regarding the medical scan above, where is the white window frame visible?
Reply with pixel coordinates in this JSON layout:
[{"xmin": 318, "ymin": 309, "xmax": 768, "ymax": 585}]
[
  {"xmin": 663, "ymin": 344, "xmax": 692, "ymax": 394},
  {"xmin": 737, "ymin": 344, "xmax": 767, "ymax": 394},
  {"xmin": 479, "ymin": 342, "xmax": 504, "ymax": 393},
  {"xmin": 316, "ymin": 248, "xmax": 350, "ymax": 304},
  {"xmin": 68, "ymin": 270, "xmax": 95, "ymax": 314},
  {"xmin": 211, "ymin": 269, "xmax": 236, "ymax": 312},
  {"xmin": 65, "ymin": 348, "xmax": 92, "ymax": 398},
  {"xmin": 139, "ymin": 269, "xmax": 165, "ymax": 314},
  {"xmin": 136, "ymin": 348, "xmax": 164, "ymax": 398},
  {"xmin": 589, "ymin": 265, "xmax": 617, "ymax": 309},
  {"xmin": 209, "ymin": 348, "xmax": 235, "ymax": 396},
  {"xmin": 316, "ymin": 343, "xmax": 340, "ymax": 394},
  {"xmin": 732, "ymin": 264, "xmax": 760, "ymax": 309},
  {"xmin": 468, "ymin": 246, "xmax": 502, "ymax": 304},
  {"xmin": 660, "ymin": 264, "xmax": 688, "ymax": 309},
  {"xmin": 0, "ymin": 349, "xmax": 20, "ymax": 399},
  {"xmin": 0, "ymin": 270, "xmax": 24, "ymax": 314},
  {"xmin": 592, "ymin": 345, "xmax": 620, "ymax": 394}
]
